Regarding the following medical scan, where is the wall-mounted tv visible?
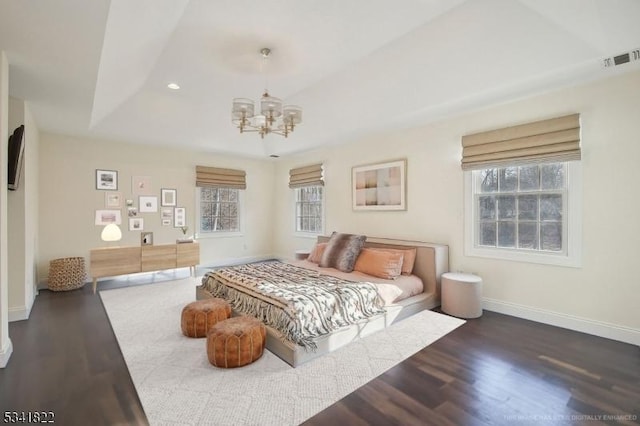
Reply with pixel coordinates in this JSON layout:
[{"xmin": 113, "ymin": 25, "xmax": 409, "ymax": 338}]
[{"xmin": 8, "ymin": 124, "xmax": 25, "ymax": 191}]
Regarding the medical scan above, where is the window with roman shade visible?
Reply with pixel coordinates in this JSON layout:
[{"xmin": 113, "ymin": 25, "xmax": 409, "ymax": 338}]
[
  {"xmin": 195, "ymin": 166, "xmax": 245, "ymax": 235},
  {"xmin": 462, "ymin": 115, "xmax": 582, "ymax": 267},
  {"xmin": 461, "ymin": 113, "xmax": 581, "ymax": 170},
  {"xmin": 289, "ymin": 164, "xmax": 324, "ymax": 234},
  {"xmin": 288, "ymin": 163, "xmax": 324, "ymax": 188},
  {"xmin": 196, "ymin": 166, "xmax": 246, "ymax": 189}
]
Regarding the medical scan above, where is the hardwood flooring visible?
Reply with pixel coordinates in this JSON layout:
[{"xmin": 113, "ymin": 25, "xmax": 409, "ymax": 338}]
[
  {"xmin": 1, "ymin": 276, "xmax": 638, "ymax": 425},
  {"xmin": 305, "ymin": 310, "xmax": 640, "ymax": 426}
]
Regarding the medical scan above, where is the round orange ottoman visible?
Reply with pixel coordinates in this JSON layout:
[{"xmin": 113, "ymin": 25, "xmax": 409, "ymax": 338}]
[
  {"xmin": 207, "ymin": 316, "xmax": 266, "ymax": 368},
  {"xmin": 181, "ymin": 298, "xmax": 231, "ymax": 338}
]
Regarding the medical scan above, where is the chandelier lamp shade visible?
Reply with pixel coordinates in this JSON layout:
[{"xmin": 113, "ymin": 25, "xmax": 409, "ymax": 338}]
[{"xmin": 232, "ymin": 48, "xmax": 302, "ymax": 138}]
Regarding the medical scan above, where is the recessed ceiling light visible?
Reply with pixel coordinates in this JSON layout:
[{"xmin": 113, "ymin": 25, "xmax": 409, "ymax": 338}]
[{"xmin": 167, "ymin": 83, "xmax": 180, "ymax": 90}]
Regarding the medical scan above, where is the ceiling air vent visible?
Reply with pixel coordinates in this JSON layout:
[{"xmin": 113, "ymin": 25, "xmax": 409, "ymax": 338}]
[{"xmin": 603, "ymin": 48, "xmax": 640, "ymax": 68}]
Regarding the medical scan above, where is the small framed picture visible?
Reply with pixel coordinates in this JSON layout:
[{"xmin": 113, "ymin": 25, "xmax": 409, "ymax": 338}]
[
  {"xmin": 129, "ymin": 217, "xmax": 144, "ymax": 231},
  {"xmin": 161, "ymin": 219, "xmax": 172, "ymax": 226},
  {"xmin": 95, "ymin": 209, "xmax": 122, "ymax": 225},
  {"xmin": 96, "ymin": 169, "xmax": 118, "ymax": 190},
  {"xmin": 125, "ymin": 199, "xmax": 134, "ymax": 207},
  {"xmin": 161, "ymin": 188, "xmax": 177, "ymax": 206},
  {"xmin": 139, "ymin": 196, "xmax": 158, "ymax": 213},
  {"xmin": 127, "ymin": 207, "xmax": 138, "ymax": 217},
  {"xmin": 174, "ymin": 207, "xmax": 186, "ymax": 227},
  {"xmin": 161, "ymin": 208, "xmax": 173, "ymax": 220},
  {"xmin": 105, "ymin": 191, "xmax": 122, "ymax": 208},
  {"xmin": 141, "ymin": 232, "xmax": 153, "ymax": 246},
  {"xmin": 132, "ymin": 176, "xmax": 152, "ymax": 195}
]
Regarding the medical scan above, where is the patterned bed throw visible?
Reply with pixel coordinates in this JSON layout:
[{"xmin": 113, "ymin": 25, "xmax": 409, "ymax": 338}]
[{"xmin": 201, "ymin": 261, "xmax": 385, "ymax": 350}]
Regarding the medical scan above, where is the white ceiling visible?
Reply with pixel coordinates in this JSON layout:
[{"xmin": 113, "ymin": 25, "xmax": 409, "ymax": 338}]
[{"xmin": 1, "ymin": 0, "xmax": 639, "ymax": 158}]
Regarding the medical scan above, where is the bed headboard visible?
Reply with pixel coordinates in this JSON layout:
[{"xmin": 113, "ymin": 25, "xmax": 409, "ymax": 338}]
[{"xmin": 317, "ymin": 236, "xmax": 449, "ymax": 299}]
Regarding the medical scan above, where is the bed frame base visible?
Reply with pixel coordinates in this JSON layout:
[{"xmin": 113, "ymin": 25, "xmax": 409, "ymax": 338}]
[{"xmin": 197, "ymin": 286, "xmax": 439, "ymax": 367}]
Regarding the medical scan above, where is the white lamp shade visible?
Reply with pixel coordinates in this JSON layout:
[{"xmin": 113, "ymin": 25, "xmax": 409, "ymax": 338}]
[{"xmin": 101, "ymin": 224, "xmax": 122, "ymax": 242}]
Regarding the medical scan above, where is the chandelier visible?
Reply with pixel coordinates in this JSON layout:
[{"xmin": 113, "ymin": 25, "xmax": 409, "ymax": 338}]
[{"xmin": 232, "ymin": 48, "xmax": 302, "ymax": 138}]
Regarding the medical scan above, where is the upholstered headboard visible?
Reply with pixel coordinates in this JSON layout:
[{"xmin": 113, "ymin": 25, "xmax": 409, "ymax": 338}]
[{"xmin": 317, "ymin": 236, "xmax": 449, "ymax": 299}]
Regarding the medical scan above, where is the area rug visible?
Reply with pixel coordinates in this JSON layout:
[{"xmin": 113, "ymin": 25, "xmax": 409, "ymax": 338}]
[{"xmin": 101, "ymin": 277, "xmax": 465, "ymax": 426}]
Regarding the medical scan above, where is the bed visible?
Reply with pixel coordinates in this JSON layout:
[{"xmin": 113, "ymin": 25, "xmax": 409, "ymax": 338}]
[{"xmin": 196, "ymin": 235, "xmax": 449, "ymax": 367}]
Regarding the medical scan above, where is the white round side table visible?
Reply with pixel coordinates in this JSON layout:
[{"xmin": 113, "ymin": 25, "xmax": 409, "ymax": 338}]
[{"xmin": 441, "ymin": 272, "xmax": 483, "ymax": 319}]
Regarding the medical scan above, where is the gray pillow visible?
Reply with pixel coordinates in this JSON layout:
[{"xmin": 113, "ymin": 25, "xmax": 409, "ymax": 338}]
[{"xmin": 319, "ymin": 232, "xmax": 367, "ymax": 272}]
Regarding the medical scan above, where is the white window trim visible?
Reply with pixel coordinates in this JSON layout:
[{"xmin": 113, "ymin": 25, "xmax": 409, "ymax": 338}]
[
  {"xmin": 293, "ymin": 186, "xmax": 325, "ymax": 237},
  {"xmin": 464, "ymin": 161, "xmax": 582, "ymax": 268},
  {"xmin": 195, "ymin": 187, "xmax": 244, "ymax": 239}
]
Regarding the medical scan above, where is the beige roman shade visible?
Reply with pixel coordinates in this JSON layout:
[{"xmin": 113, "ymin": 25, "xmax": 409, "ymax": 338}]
[
  {"xmin": 461, "ymin": 113, "xmax": 581, "ymax": 170},
  {"xmin": 289, "ymin": 163, "xmax": 324, "ymax": 188},
  {"xmin": 196, "ymin": 166, "xmax": 246, "ymax": 189}
]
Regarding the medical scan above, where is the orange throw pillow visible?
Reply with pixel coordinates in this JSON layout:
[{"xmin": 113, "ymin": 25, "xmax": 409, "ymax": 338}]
[
  {"xmin": 377, "ymin": 247, "xmax": 417, "ymax": 275},
  {"xmin": 307, "ymin": 243, "xmax": 327, "ymax": 263},
  {"xmin": 354, "ymin": 248, "xmax": 404, "ymax": 279}
]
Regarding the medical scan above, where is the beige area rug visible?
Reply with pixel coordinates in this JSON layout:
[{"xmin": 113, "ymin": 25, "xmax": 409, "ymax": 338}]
[{"xmin": 101, "ymin": 277, "xmax": 465, "ymax": 426}]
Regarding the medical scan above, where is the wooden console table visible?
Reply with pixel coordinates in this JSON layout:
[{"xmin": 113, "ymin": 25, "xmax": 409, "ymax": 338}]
[{"xmin": 89, "ymin": 242, "xmax": 200, "ymax": 293}]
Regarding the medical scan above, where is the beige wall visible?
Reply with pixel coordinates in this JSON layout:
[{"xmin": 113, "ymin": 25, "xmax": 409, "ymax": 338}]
[
  {"xmin": 272, "ymin": 70, "xmax": 640, "ymax": 344},
  {"xmin": 0, "ymin": 51, "xmax": 12, "ymax": 367},
  {"xmin": 38, "ymin": 133, "xmax": 275, "ymax": 282},
  {"xmin": 7, "ymin": 98, "xmax": 39, "ymax": 321}
]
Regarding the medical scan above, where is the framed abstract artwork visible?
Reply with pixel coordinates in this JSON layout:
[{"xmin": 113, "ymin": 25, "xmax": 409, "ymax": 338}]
[{"xmin": 352, "ymin": 159, "xmax": 406, "ymax": 211}]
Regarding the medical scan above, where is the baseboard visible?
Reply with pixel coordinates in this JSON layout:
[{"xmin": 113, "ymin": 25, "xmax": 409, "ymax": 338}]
[
  {"xmin": 0, "ymin": 339, "xmax": 13, "ymax": 368},
  {"xmin": 483, "ymin": 297, "xmax": 639, "ymax": 346},
  {"xmin": 8, "ymin": 305, "xmax": 30, "ymax": 322}
]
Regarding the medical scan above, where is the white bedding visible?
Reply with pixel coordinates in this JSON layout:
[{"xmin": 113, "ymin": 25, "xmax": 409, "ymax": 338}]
[{"xmin": 289, "ymin": 259, "xmax": 424, "ymax": 305}]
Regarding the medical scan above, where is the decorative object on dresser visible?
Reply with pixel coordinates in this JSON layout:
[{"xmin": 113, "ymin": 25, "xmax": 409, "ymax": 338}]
[
  {"xmin": 181, "ymin": 299, "xmax": 231, "ymax": 338},
  {"xmin": 89, "ymin": 242, "xmax": 200, "ymax": 293},
  {"xmin": 352, "ymin": 159, "xmax": 406, "ymax": 211},
  {"xmin": 141, "ymin": 232, "xmax": 153, "ymax": 246},
  {"xmin": 441, "ymin": 272, "xmax": 483, "ymax": 319},
  {"xmin": 177, "ymin": 226, "xmax": 193, "ymax": 243},
  {"xmin": 48, "ymin": 257, "xmax": 86, "ymax": 291}
]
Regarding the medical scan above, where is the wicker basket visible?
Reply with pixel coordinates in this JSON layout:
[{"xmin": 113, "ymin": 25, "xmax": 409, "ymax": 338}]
[{"xmin": 48, "ymin": 257, "xmax": 86, "ymax": 291}]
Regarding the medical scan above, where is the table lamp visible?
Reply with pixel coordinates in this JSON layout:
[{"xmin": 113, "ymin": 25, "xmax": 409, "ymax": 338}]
[{"xmin": 101, "ymin": 223, "xmax": 122, "ymax": 243}]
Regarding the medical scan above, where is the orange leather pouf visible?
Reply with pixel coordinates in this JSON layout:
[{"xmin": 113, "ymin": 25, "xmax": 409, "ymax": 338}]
[
  {"xmin": 181, "ymin": 298, "xmax": 231, "ymax": 338},
  {"xmin": 207, "ymin": 316, "xmax": 266, "ymax": 368}
]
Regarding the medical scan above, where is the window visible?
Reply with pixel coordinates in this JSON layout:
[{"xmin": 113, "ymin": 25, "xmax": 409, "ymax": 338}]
[
  {"xmin": 465, "ymin": 161, "xmax": 582, "ymax": 267},
  {"xmin": 197, "ymin": 187, "xmax": 240, "ymax": 235},
  {"xmin": 295, "ymin": 186, "xmax": 323, "ymax": 234}
]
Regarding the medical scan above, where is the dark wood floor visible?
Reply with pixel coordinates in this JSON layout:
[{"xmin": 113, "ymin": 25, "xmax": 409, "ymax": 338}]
[{"xmin": 1, "ymin": 279, "xmax": 638, "ymax": 426}]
